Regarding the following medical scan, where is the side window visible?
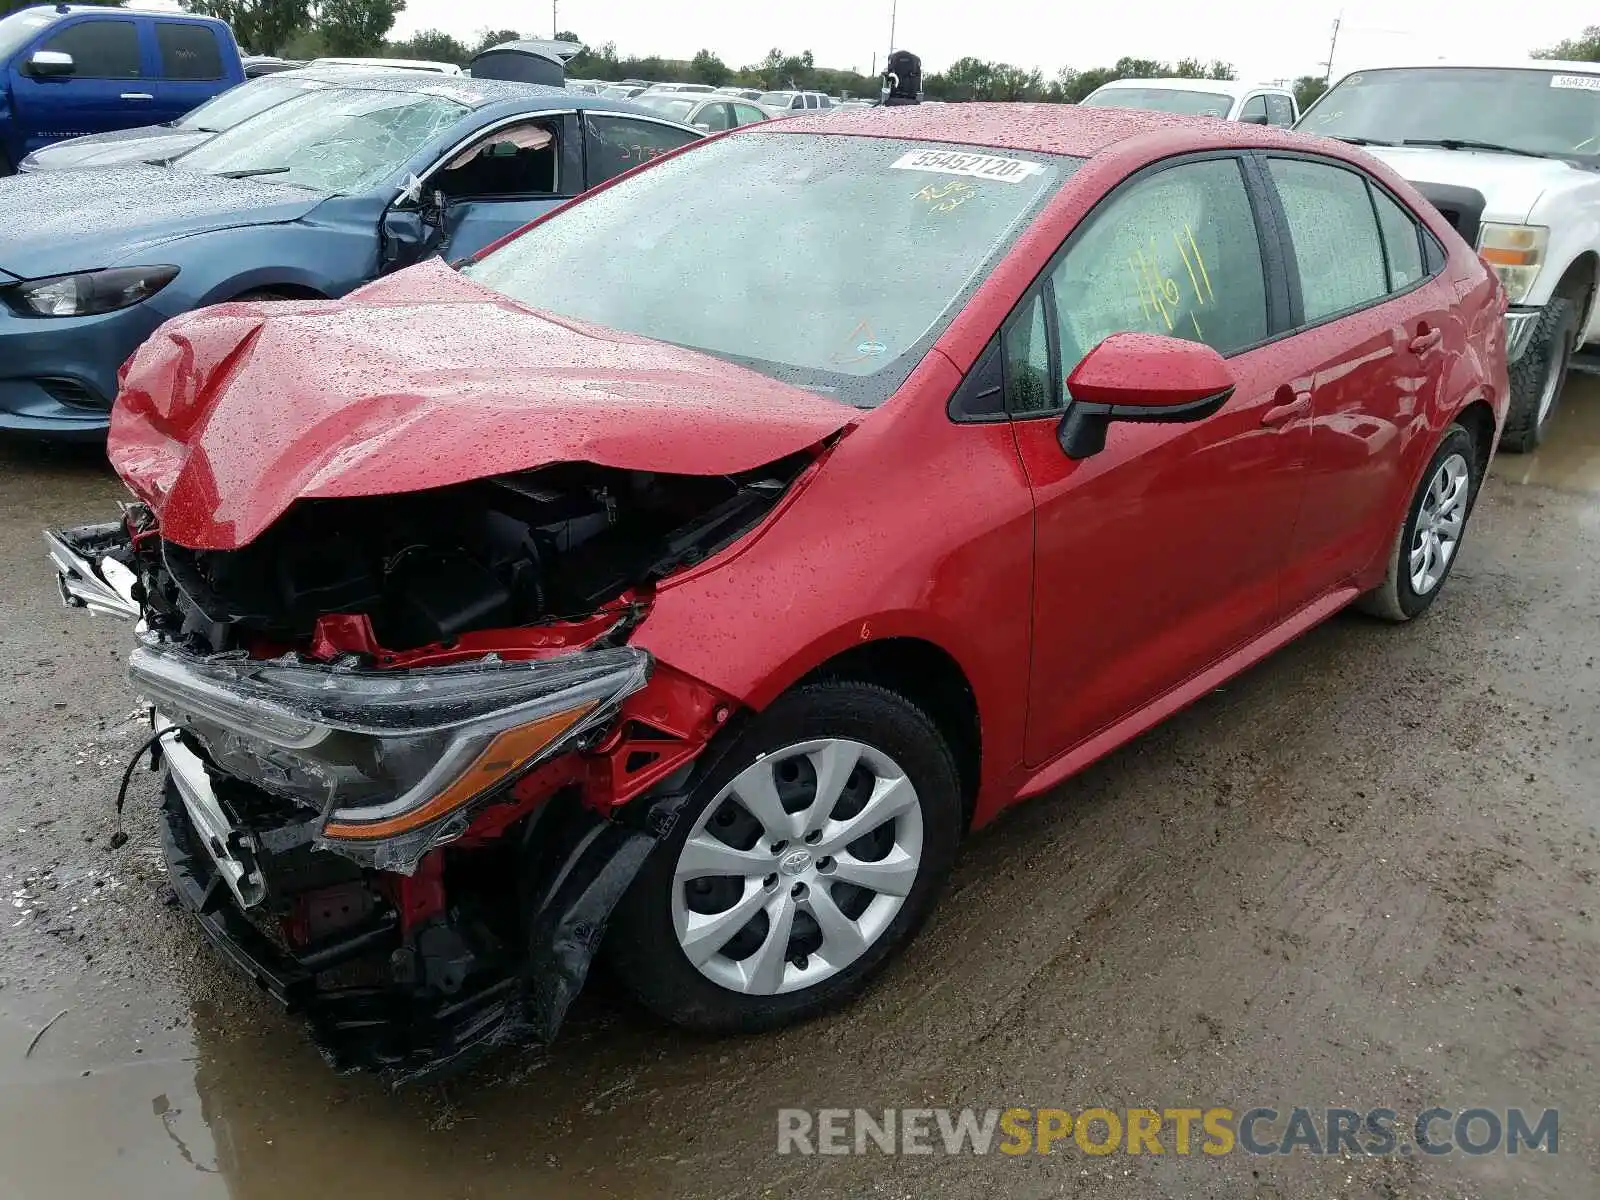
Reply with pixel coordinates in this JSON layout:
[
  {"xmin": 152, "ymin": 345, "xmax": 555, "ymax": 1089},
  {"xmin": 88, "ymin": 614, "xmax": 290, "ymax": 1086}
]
[
  {"xmin": 733, "ymin": 104, "xmax": 766, "ymax": 126},
  {"xmin": 693, "ymin": 102, "xmax": 732, "ymax": 132},
  {"xmin": 1240, "ymin": 95, "xmax": 1268, "ymax": 123},
  {"xmin": 38, "ymin": 18, "xmax": 141, "ymax": 79},
  {"xmin": 1265, "ymin": 94, "xmax": 1294, "ymax": 127},
  {"xmin": 1045, "ymin": 157, "xmax": 1268, "ymax": 396},
  {"xmin": 1268, "ymin": 158, "xmax": 1388, "ymax": 322},
  {"xmin": 1372, "ymin": 189, "xmax": 1427, "ymax": 292},
  {"xmin": 1003, "ymin": 292, "xmax": 1054, "ymax": 413},
  {"xmin": 435, "ymin": 120, "xmax": 560, "ymax": 199},
  {"xmin": 585, "ymin": 114, "xmax": 699, "ymax": 185},
  {"xmin": 818, "ymin": 95, "xmax": 833, "ymax": 108},
  {"xmin": 155, "ymin": 23, "xmax": 222, "ymax": 81},
  {"xmin": 1423, "ymin": 231, "xmax": 1447, "ymax": 274}
]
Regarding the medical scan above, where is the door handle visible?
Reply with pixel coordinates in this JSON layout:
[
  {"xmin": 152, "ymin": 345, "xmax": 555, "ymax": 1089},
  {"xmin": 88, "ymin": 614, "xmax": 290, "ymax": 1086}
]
[
  {"xmin": 1409, "ymin": 327, "xmax": 1443, "ymax": 353},
  {"xmin": 120, "ymin": 92, "xmax": 153, "ymax": 101},
  {"xmin": 1261, "ymin": 390, "xmax": 1311, "ymax": 428}
]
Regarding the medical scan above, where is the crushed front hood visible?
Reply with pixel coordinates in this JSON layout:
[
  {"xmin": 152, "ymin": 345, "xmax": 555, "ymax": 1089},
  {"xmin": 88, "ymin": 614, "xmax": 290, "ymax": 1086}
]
[{"xmin": 109, "ymin": 260, "xmax": 858, "ymax": 550}]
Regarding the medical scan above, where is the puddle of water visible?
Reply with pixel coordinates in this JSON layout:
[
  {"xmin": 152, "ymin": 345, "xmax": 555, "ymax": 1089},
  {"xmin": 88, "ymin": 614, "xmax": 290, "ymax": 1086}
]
[{"xmin": 1492, "ymin": 373, "xmax": 1600, "ymax": 495}]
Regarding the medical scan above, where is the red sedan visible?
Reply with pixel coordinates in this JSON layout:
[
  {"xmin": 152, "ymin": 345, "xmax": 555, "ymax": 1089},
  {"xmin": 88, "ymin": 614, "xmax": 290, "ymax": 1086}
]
[{"xmin": 50, "ymin": 103, "xmax": 1508, "ymax": 1080}]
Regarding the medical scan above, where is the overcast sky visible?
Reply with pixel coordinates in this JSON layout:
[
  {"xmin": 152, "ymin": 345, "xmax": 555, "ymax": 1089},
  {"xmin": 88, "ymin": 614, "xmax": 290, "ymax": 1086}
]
[{"xmin": 393, "ymin": 0, "xmax": 1589, "ymax": 83}]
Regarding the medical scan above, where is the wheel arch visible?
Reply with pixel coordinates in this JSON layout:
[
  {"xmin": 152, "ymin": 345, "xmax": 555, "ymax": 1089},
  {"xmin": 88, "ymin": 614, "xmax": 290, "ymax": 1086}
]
[
  {"xmin": 1552, "ymin": 251, "xmax": 1598, "ymax": 332},
  {"xmin": 794, "ymin": 636, "xmax": 983, "ymax": 826},
  {"xmin": 1452, "ymin": 396, "xmax": 1498, "ymax": 485}
]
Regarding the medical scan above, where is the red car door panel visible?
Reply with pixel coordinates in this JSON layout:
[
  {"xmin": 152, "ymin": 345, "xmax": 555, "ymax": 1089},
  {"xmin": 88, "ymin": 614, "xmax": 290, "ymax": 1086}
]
[
  {"xmin": 1262, "ymin": 156, "xmax": 1460, "ymax": 610},
  {"xmin": 1007, "ymin": 155, "xmax": 1310, "ymax": 767}
]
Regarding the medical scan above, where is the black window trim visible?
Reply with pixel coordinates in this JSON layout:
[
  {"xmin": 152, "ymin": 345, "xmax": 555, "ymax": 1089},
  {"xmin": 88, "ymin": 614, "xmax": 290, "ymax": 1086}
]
[
  {"xmin": 949, "ymin": 149, "xmax": 1288, "ymax": 424},
  {"xmin": 1251, "ymin": 148, "xmax": 1445, "ymax": 339}
]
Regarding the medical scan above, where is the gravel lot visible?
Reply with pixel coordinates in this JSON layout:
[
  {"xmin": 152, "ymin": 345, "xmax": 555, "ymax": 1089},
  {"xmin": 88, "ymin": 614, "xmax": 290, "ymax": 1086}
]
[{"xmin": 0, "ymin": 382, "xmax": 1595, "ymax": 1200}]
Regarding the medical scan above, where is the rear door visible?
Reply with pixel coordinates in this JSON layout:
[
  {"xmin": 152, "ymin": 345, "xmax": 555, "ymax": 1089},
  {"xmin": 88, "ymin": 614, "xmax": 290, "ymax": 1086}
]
[
  {"xmin": 1256, "ymin": 153, "xmax": 1460, "ymax": 610},
  {"xmin": 581, "ymin": 112, "xmax": 700, "ymax": 188},
  {"xmin": 7, "ymin": 14, "xmax": 148, "ymax": 151},
  {"xmin": 151, "ymin": 20, "xmax": 227, "ymax": 125},
  {"xmin": 1010, "ymin": 153, "xmax": 1311, "ymax": 765}
]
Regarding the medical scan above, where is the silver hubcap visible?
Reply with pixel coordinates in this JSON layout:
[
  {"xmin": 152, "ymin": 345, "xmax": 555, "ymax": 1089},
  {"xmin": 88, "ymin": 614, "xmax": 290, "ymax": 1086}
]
[
  {"xmin": 1410, "ymin": 453, "xmax": 1470, "ymax": 595},
  {"xmin": 670, "ymin": 738, "xmax": 923, "ymax": 996}
]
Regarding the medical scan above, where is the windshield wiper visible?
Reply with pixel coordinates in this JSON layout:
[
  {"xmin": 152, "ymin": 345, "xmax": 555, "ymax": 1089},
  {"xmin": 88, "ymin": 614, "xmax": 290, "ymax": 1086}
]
[
  {"xmin": 213, "ymin": 165, "xmax": 291, "ymax": 179},
  {"xmin": 1329, "ymin": 135, "xmax": 1398, "ymax": 146},
  {"xmin": 1400, "ymin": 138, "xmax": 1557, "ymax": 159}
]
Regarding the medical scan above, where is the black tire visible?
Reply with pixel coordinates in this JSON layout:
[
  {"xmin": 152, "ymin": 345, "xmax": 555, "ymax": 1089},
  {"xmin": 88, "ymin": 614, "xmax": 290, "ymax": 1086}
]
[
  {"xmin": 1502, "ymin": 295, "xmax": 1577, "ymax": 453},
  {"xmin": 1357, "ymin": 423, "xmax": 1481, "ymax": 622},
  {"xmin": 606, "ymin": 679, "xmax": 962, "ymax": 1033},
  {"xmin": 231, "ymin": 289, "xmax": 294, "ymax": 302},
  {"xmin": 0, "ymin": 152, "xmax": 13, "ymax": 178}
]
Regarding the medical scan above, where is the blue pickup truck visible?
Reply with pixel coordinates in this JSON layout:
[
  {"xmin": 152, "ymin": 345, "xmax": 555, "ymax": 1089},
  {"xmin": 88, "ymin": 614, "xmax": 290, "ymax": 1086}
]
[{"xmin": 0, "ymin": 4, "xmax": 245, "ymax": 175}]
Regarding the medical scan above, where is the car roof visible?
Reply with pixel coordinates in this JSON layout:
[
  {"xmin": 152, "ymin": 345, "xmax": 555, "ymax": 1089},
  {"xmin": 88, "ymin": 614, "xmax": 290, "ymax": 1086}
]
[
  {"xmin": 260, "ymin": 70, "xmax": 569, "ymax": 109},
  {"xmin": 761, "ymin": 102, "xmax": 1328, "ymax": 159},
  {"xmin": 35, "ymin": 3, "xmax": 226, "ymax": 22},
  {"xmin": 1339, "ymin": 58, "xmax": 1600, "ymax": 76},
  {"xmin": 1089, "ymin": 77, "xmax": 1284, "ymax": 98}
]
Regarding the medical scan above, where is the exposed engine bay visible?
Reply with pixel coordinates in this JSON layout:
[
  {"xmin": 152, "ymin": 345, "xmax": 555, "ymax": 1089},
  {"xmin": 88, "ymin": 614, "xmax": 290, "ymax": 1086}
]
[
  {"xmin": 48, "ymin": 451, "xmax": 819, "ymax": 1084},
  {"xmin": 122, "ymin": 456, "xmax": 809, "ymax": 657}
]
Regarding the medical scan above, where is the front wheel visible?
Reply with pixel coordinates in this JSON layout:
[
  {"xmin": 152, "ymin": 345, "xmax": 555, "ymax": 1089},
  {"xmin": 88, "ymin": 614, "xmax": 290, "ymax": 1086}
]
[
  {"xmin": 1357, "ymin": 423, "xmax": 1481, "ymax": 622},
  {"xmin": 1502, "ymin": 295, "xmax": 1577, "ymax": 453},
  {"xmin": 606, "ymin": 680, "xmax": 962, "ymax": 1033}
]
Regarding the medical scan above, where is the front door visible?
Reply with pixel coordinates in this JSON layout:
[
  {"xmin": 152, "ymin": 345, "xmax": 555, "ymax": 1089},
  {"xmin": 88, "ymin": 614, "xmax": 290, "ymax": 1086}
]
[
  {"xmin": 1009, "ymin": 154, "xmax": 1312, "ymax": 766},
  {"xmin": 8, "ymin": 16, "xmax": 148, "ymax": 152}
]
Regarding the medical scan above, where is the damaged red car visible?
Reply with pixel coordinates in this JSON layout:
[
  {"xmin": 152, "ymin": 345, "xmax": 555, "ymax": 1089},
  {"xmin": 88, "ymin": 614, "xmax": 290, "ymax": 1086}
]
[{"xmin": 47, "ymin": 104, "xmax": 1509, "ymax": 1082}]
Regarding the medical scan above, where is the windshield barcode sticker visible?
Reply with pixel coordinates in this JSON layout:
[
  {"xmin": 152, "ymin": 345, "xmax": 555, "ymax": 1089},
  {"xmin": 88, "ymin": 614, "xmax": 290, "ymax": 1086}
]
[
  {"xmin": 889, "ymin": 149, "xmax": 1045, "ymax": 182},
  {"xmin": 1550, "ymin": 74, "xmax": 1600, "ymax": 90}
]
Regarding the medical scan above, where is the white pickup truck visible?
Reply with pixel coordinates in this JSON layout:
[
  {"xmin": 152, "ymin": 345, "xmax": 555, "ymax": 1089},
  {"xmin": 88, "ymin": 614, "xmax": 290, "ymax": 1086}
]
[{"xmin": 1299, "ymin": 59, "xmax": 1600, "ymax": 451}]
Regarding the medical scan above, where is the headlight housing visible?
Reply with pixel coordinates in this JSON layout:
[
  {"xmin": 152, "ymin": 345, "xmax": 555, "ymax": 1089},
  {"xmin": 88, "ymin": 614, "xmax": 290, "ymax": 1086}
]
[
  {"xmin": 5, "ymin": 265, "xmax": 179, "ymax": 318},
  {"xmin": 1476, "ymin": 223, "xmax": 1547, "ymax": 305},
  {"xmin": 129, "ymin": 641, "xmax": 652, "ymax": 872}
]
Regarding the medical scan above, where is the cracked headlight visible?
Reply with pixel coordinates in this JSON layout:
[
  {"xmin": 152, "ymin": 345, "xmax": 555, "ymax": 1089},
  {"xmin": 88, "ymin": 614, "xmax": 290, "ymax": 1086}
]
[
  {"xmin": 129, "ymin": 642, "xmax": 651, "ymax": 871},
  {"xmin": 1477, "ymin": 224, "xmax": 1547, "ymax": 306},
  {"xmin": 6, "ymin": 265, "xmax": 179, "ymax": 317}
]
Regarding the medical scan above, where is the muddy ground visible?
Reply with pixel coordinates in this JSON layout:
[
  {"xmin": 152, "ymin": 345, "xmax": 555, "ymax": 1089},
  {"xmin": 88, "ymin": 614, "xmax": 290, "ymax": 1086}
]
[{"xmin": 0, "ymin": 381, "xmax": 1596, "ymax": 1200}]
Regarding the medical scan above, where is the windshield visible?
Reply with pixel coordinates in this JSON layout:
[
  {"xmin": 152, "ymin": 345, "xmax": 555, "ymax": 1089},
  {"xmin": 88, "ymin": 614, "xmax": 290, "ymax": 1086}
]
[
  {"xmin": 465, "ymin": 134, "xmax": 1077, "ymax": 408},
  {"xmin": 176, "ymin": 77, "xmax": 320, "ymax": 133},
  {"xmin": 1301, "ymin": 67, "xmax": 1600, "ymax": 160},
  {"xmin": 0, "ymin": 9, "xmax": 54, "ymax": 61},
  {"xmin": 635, "ymin": 95, "xmax": 698, "ymax": 122},
  {"xmin": 175, "ymin": 87, "xmax": 467, "ymax": 193},
  {"xmin": 1080, "ymin": 87, "xmax": 1233, "ymax": 118},
  {"xmin": 758, "ymin": 91, "xmax": 798, "ymax": 107}
]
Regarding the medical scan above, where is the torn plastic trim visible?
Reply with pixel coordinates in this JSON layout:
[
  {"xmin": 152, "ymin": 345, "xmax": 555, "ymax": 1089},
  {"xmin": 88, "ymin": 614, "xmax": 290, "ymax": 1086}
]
[
  {"xmin": 43, "ymin": 523, "xmax": 140, "ymax": 621},
  {"xmin": 156, "ymin": 711, "xmax": 267, "ymax": 910},
  {"xmin": 129, "ymin": 638, "xmax": 652, "ymax": 873}
]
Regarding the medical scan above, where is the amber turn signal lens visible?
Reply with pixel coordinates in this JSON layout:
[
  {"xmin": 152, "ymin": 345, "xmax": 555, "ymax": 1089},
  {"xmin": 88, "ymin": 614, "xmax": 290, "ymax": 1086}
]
[
  {"xmin": 1480, "ymin": 246, "xmax": 1536, "ymax": 266},
  {"xmin": 322, "ymin": 704, "xmax": 595, "ymax": 841}
]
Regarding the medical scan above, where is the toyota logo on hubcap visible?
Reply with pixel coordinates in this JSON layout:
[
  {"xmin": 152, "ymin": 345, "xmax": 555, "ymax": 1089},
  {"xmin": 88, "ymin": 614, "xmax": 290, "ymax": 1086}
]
[{"xmin": 778, "ymin": 848, "xmax": 813, "ymax": 876}]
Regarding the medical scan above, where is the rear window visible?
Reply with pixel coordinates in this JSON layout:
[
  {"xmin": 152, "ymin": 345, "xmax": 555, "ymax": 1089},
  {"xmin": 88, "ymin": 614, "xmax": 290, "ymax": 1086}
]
[
  {"xmin": 466, "ymin": 134, "xmax": 1080, "ymax": 408},
  {"xmin": 1081, "ymin": 87, "xmax": 1233, "ymax": 118},
  {"xmin": 156, "ymin": 22, "xmax": 223, "ymax": 81}
]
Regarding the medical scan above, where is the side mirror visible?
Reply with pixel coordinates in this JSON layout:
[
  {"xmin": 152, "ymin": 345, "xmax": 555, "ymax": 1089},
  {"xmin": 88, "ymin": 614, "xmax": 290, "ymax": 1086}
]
[
  {"xmin": 27, "ymin": 49, "xmax": 75, "ymax": 78},
  {"xmin": 1057, "ymin": 332, "xmax": 1237, "ymax": 460}
]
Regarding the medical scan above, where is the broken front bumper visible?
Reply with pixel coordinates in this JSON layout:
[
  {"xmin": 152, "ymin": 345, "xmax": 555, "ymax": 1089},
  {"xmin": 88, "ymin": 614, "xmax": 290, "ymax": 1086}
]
[
  {"xmin": 44, "ymin": 523, "xmax": 141, "ymax": 620},
  {"xmin": 159, "ymin": 771, "xmax": 663, "ymax": 1083}
]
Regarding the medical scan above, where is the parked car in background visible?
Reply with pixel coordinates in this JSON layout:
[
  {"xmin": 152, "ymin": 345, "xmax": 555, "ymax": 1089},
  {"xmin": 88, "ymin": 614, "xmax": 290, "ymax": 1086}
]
[
  {"xmin": 642, "ymin": 82, "xmax": 716, "ymax": 95},
  {"xmin": 0, "ymin": 74, "xmax": 701, "ymax": 439},
  {"xmin": 19, "ymin": 67, "xmax": 329, "ymax": 172},
  {"xmin": 242, "ymin": 55, "xmax": 305, "ymax": 78},
  {"xmin": 634, "ymin": 92, "xmax": 770, "ymax": 132},
  {"xmin": 1079, "ymin": 77, "xmax": 1297, "ymax": 126},
  {"xmin": 47, "ymin": 104, "xmax": 1506, "ymax": 1080},
  {"xmin": 1298, "ymin": 59, "xmax": 1600, "ymax": 451},
  {"xmin": 309, "ymin": 57, "xmax": 462, "ymax": 75},
  {"xmin": 0, "ymin": 3, "xmax": 245, "ymax": 175},
  {"xmin": 714, "ymin": 86, "xmax": 764, "ymax": 101},
  {"xmin": 756, "ymin": 89, "xmax": 834, "ymax": 112},
  {"xmin": 601, "ymin": 83, "xmax": 648, "ymax": 100}
]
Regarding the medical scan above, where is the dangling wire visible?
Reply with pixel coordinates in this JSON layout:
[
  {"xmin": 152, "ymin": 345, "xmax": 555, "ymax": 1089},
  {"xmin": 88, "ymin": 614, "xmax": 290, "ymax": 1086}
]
[{"xmin": 110, "ymin": 726, "xmax": 180, "ymax": 850}]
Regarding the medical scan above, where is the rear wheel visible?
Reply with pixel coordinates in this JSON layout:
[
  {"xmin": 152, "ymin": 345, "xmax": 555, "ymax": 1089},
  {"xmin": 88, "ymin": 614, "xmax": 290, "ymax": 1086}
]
[
  {"xmin": 1357, "ymin": 423, "xmax": 1480, "ymax": 622},
  {"xmin": 1502, "ymin": 295, "xmax": 1577, "ymax": 453},
  {"xmin": 606, "ymin": 680, "xmax": 961, "ymax": 1032}
]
